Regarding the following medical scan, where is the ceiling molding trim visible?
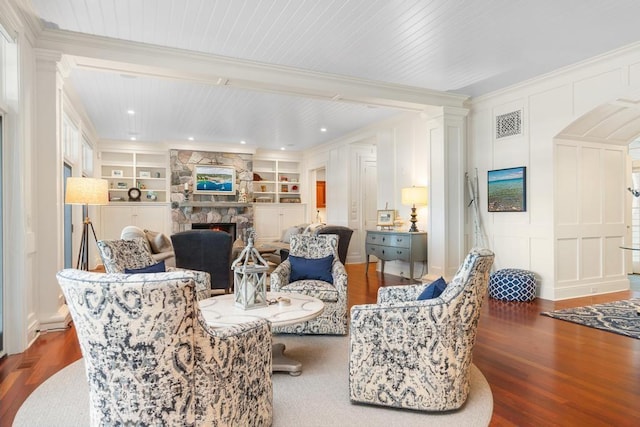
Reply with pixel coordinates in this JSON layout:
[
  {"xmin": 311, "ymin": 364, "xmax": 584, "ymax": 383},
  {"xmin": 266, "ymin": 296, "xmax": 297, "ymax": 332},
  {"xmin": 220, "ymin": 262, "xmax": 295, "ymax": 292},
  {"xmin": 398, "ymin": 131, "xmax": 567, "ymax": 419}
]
[
  {"xmin": 36, "ymin": 28, "xmax": 468, "ymax": 112},
  {"xmin": 471, "ymin": 40, "xmax": 640, "ymax": 107}
]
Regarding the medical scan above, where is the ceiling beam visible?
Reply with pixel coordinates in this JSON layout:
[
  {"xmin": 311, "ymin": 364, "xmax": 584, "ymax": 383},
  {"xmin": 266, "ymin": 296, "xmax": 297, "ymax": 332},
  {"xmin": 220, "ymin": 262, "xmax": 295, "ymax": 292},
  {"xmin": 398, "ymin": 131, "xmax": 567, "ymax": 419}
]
[{"xmin": 37, "ymin": 28, "xmax": 469, "ymax": 112}]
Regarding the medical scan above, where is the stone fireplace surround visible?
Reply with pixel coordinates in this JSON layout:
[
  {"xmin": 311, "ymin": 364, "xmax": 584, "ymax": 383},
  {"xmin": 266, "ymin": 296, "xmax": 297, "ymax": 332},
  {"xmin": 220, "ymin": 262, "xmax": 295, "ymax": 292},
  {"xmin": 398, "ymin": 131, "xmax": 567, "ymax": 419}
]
[{"xmin": 170, "ymin": 150, "xmax": 254, "ymax": 241}]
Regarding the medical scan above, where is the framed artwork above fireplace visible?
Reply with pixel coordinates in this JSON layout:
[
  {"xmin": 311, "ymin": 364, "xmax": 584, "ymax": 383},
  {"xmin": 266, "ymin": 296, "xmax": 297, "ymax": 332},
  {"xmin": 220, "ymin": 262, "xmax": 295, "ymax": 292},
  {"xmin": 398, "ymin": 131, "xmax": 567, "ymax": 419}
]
[{"xmin": 193, "ymin": 165, "xmax": 236, "ymax": 195}]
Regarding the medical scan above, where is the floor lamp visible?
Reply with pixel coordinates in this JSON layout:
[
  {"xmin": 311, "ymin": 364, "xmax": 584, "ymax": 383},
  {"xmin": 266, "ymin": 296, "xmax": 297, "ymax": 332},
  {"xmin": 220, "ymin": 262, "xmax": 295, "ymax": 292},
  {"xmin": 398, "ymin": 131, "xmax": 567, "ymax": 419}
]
[
  {"xmin": 401, "ymin": 186, "xmax": 428, "ymax": 232},
  {"xmin": 65, "ymin": 177, "xmax": 109, "ymax": 270}
]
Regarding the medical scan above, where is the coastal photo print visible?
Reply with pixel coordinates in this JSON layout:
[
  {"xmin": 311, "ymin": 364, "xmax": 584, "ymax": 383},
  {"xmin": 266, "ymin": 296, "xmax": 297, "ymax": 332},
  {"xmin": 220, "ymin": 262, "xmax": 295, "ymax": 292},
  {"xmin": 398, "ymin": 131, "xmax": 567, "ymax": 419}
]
[{"xmin": 488, "ymin": 166, "xmax": 526, "ymax": 212}]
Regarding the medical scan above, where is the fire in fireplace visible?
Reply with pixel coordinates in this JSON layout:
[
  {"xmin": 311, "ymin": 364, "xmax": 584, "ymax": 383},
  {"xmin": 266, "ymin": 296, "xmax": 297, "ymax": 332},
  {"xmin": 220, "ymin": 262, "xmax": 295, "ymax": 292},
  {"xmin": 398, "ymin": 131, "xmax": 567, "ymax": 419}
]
[{"xmin": 191, "ymin": 223, "xmax": 237, "ymax": 240}]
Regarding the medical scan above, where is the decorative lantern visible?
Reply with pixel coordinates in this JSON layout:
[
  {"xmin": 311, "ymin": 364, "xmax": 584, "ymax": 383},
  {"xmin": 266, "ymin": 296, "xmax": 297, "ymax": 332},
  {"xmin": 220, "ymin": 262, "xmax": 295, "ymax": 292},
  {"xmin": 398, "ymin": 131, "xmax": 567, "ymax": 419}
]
[{"xmin": 231, "ymin": 228, "xmax": 270, "ymax": 309}]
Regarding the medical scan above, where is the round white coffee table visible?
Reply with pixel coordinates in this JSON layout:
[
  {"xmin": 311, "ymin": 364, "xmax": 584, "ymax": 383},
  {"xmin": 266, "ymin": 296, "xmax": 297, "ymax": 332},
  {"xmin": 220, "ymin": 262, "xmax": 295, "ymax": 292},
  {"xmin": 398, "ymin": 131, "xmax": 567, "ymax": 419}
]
[{"xmin": 199, "ymin": 292, "xmax": 324, "ymax": 376}]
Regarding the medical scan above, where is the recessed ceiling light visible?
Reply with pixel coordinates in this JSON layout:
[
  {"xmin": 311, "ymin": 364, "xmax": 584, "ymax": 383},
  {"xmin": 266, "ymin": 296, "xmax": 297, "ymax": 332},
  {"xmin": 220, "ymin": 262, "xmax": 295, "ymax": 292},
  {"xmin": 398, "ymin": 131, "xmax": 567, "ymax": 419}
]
[
  {"xmin": 280, "ymin": 147, "xmax": 285, "ymax": 151},
  {"xmin": 127, "ymin": 110, "xmax": 135, "ymax": 115},
  {"xmin": 320, "ymin": 127, "xmax": 327, "ymax": 132},
  {"xmin": 240, "ymin": 140, "xmax": 246, "ymax": 144},
  {"xmin": 130, "ymin": 136, "xmax": 136, "ymax": 141},
  {"xmin": 188, "ymin": 137, "xmax": 194, "ymax": 141}
]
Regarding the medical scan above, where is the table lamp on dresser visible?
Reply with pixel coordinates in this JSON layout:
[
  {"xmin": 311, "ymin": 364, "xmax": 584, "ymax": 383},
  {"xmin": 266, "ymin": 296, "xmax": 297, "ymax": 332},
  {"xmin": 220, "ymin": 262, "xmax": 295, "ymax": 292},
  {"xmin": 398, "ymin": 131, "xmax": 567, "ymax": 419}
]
[{"xmin": 401, "ymin": 186, "xmax": 428, "ymax": 232}]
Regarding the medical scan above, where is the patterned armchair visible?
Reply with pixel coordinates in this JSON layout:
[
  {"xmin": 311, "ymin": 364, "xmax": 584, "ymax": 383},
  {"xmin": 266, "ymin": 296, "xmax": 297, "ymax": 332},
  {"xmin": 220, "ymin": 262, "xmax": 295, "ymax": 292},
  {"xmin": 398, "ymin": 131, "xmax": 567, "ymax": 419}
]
[
  {"xmin": 96, "ymin": 238, "xmax": 212, "ymax": 300},
  {"xmin": 349, "ymin": 247, "xmax": 494, "ymax": 411},
  {"xmin": 270, "ymin": 234, "xmax": 348, "ymax": 335},
  {"xmin": 57, "ymin": 269, "xmax": 273, "ymax": 426}
]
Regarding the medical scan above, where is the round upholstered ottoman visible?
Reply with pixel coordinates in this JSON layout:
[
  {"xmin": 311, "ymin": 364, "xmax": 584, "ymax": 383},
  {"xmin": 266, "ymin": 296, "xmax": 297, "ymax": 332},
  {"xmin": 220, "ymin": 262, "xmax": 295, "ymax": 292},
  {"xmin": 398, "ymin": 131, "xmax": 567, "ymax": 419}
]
[{"xmin": 488, "ymin": 269, "xmax": 537, "ymax": 301}]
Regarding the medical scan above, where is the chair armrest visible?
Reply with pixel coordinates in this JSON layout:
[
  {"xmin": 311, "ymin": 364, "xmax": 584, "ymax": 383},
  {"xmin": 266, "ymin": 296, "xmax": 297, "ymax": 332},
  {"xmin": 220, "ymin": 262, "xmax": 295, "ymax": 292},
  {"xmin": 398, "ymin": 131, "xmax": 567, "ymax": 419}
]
[
  {"xmin": 270, "ymin": 260, "xmax": 292, "ymax": 291},
  {"xmin": 377, "ymin": 283, "xmax": 429, "ymax": 303},
  {"xmin": 167, "ymin": 266, "xmax": 212, "ymax": 300},
  {"xmin": 349, "ymin": 299, "xmax": 470, "ymax": 411},
  {"xmin": 195, "ymin": 314, "xmax": 272, "ymax": 425},
  {"xmin": 331, "ymin": 261, "xmax": 348, "ymax": 294}
]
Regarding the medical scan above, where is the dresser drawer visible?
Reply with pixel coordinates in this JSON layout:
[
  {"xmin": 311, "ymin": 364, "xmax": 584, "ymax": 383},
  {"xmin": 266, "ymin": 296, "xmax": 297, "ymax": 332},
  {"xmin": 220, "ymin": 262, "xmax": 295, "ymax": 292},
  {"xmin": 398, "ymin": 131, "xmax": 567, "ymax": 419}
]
[
  {"xmin": 366, "ymin": 233, "xmax": 410, "ymax": 248},
  {"xmin": 366, "ymin": 244, "xmax": 411, "ymax": 262}
]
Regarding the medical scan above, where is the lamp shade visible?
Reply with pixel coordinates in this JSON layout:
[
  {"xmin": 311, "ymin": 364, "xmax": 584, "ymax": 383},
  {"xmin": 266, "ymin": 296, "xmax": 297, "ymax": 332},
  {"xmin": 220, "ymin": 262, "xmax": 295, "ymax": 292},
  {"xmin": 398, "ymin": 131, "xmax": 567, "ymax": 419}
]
[
  {"xmin": 401, "ymin": 186, "xmax": 428, "ymax": 206},
  {"xmin": 65, "ymin": 177, "xmax": 109, "ymax": 205}
]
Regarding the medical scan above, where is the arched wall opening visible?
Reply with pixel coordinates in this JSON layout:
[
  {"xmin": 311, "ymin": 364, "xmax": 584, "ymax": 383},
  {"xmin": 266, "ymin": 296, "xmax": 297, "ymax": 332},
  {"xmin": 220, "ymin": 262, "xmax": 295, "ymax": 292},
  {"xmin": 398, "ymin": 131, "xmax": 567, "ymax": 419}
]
[{"xmin": 553, "ymin": 98, "xmax": 640, "ymax": 299}]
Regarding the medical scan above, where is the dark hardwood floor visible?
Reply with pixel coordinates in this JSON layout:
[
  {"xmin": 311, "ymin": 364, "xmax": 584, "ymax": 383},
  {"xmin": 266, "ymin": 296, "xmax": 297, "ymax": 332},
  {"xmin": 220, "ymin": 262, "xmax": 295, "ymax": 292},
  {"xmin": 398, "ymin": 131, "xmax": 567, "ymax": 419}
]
[{"xmin": 1, "ymin": 263, "xmax": 639, "ymax": 426}]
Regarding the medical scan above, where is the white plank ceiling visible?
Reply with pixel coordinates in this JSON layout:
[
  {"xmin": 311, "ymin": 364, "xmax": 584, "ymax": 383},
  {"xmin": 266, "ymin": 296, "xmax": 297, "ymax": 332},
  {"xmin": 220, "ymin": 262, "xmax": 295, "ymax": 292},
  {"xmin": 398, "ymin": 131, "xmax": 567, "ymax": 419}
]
[{"xmin": 25, "ymin": 0, "xmax": 640, "ymax": 149}]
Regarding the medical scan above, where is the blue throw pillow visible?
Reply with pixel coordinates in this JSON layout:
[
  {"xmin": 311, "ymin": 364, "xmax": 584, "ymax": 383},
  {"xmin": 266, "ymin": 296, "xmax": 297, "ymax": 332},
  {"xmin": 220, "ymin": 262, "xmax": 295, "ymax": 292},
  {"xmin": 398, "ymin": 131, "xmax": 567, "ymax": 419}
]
[
  {"xmin": 289, "ymin": 254, "xmax": 334, "ymax": 284},
  {"xmin": 417, "ymin": 276, "xmax": 447, "ymax": 300},
  {"xmin": 124, "ymin": 260, "xmax": 166, "ymax": 274}
]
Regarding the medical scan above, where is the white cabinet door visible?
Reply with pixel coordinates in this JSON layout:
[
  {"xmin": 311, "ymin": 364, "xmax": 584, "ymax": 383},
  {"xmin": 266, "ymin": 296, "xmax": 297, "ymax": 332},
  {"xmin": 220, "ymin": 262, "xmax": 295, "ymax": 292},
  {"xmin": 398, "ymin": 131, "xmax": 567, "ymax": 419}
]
[
  {"xmin": 253, "ymin": 205, "xmax": 281, "ymax": 242},
  {"xmin": 100, "ymin": 204, "xmax": 169, "ymax": 240},
  {"xmin": 134, "ymin": 205, "xmax": 169, "ymax": 235},
  {"xmin": 100, "ymin": 206, "xmax": 136, "ymax": 240},
  {"xmin": 253, "ymin": 204, "xmax": 306, "ymax": 243},
  {"xmin": 279, "ymin": 205, "xmax": 306, "ymax": 230}
]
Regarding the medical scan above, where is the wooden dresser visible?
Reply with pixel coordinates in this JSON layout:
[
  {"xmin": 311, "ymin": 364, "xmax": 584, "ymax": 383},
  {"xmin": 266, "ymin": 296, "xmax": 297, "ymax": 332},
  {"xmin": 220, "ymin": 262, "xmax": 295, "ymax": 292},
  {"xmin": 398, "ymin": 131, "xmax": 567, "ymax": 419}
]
[{"xmin": 365, "ymin": 230, "xmax": 428, "ymax": 282}]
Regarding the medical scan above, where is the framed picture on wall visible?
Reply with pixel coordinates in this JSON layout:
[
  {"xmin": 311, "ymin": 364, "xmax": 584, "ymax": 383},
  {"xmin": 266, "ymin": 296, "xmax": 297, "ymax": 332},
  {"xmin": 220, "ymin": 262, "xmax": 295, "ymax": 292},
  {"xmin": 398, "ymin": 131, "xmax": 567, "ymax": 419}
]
[
  {"xmin": 488, "ymin": 166, "xmax": 526, "ymax": 212},
  {"xmin": 377, "ymin": 209, "xmax": 395, "ymax": 227},
  {"xmin": 193, "ymin": 165, "xmax": 236, "ymax": 195}
]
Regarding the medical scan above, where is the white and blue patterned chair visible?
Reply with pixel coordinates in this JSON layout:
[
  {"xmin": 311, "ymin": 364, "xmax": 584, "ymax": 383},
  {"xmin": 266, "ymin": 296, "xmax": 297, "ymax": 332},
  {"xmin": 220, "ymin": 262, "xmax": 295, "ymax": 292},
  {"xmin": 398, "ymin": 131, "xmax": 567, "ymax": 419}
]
[
  {"xmin": 57, "ymin": 269, "xmax": 273, "ymax": 426},
  {"xmin": 349, "ymin": 247, "xmax": 494, "ymax": 411},
  {"xmin": 270, "ymin": 234, "xmax": 348, "ymax": 335},
  {"xmin": 97, "ymin": 238, "xmax": 212, "ymax": 300}
]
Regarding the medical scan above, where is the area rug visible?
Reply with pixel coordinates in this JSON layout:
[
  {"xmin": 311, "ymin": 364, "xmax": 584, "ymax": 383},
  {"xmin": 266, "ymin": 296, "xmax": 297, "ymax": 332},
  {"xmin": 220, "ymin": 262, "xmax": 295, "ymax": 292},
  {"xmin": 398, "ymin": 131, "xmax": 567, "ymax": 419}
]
[
  {"xmin": 541, "ymin": 298, "xmax": 640, "ymax": 339},
  {"xmin": 14, "ymin": 335, "xmax": 493, "ymax": 427}
]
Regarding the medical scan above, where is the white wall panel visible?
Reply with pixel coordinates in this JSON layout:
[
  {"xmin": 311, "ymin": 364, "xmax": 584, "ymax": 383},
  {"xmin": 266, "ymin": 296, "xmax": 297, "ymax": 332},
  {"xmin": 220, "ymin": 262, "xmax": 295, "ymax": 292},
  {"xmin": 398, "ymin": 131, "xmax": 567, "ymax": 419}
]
[
  {"xmin": 529, "ymin": 85, "xmax": 572, "ymax": 228},
  {"xmin": 555, "ymin": 144, "xmax": 579, "ymax": 224},
  {"xmin": 556, "ymin": 238, "xmax": 579, "ymax": 281},
  {"xmin": 492, "ymin": 235, "xmax": 530, "ymax": 270},
  {"xmin": 603, "ymin": 149, "xmax": 625, "ymax": 224},
  {"xmin": 629, "ymin": 61, "xmax": 640, "ymax": 88},
  {"xmin": 580, "ymin": 147, "xmax": 602, "ymax": 224},
  {"xmin": 604, "ymin": 236, "xmax": 625, "ymax": 276},
  {"xmin": 530, "ymin": 237, "xmax": 553, "ymax": 298},
  {"xmin": 573, "ymin": 70, "xmax": 625, "ymax": 117},
  {"xmin": 580, "ymin": 237, "xmax": 602, "ymax": 279}
]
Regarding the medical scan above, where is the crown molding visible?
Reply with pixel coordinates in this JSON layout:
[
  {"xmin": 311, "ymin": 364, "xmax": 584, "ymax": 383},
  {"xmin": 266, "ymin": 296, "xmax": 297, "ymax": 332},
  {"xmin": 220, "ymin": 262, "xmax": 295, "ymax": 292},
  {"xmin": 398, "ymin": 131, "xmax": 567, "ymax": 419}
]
[{"xmin": 36, "ymin": 28, "xmax": 468, "ymax": 112}]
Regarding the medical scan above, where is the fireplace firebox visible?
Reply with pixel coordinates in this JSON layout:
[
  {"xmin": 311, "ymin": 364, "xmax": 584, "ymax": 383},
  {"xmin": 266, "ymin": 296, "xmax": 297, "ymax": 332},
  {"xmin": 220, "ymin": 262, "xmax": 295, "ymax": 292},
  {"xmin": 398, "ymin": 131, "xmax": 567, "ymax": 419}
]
[{"xmin": 191, "ymin": 223, "xmax": 237, "ymax": 240}]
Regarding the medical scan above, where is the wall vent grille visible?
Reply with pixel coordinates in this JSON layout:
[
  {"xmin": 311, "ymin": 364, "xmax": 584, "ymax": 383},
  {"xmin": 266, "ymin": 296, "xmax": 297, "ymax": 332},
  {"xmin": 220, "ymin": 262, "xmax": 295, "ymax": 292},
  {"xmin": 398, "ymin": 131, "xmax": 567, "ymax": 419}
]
[{"xmin": 496, "ymin": 110, "xmax": 522, "ymax": 139}]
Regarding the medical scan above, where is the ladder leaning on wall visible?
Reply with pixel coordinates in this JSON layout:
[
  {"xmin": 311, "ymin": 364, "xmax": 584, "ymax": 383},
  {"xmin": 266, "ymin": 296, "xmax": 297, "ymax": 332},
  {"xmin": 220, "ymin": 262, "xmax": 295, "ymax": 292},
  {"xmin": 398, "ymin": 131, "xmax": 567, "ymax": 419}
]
[{"xmin": 466, "ymin": 169, "xmax": 489, "ymax": 249}]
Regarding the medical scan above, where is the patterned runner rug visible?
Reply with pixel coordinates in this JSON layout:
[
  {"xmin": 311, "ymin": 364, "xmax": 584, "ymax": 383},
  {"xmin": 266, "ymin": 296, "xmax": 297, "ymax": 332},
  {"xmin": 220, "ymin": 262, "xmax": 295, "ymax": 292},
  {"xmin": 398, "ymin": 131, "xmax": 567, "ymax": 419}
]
[{"xmin": 541, "ymin": 298, "xmax": 640, "ymax": 339}]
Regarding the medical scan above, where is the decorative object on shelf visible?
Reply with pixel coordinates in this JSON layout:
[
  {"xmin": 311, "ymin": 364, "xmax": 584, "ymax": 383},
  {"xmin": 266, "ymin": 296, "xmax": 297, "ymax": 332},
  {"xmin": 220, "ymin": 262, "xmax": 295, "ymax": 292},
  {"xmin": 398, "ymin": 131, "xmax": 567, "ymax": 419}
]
[
  {"xmin": 292, "ymin": 185, "xmax": 299, "ymax": 191},
  {"xmin": 111, "ymin": 169, "xmax": 123, "ymax": 177},
  {"xmin": 488, "ymin": 166, "xmax": 526, "ymax": 212},
  {"xmin": 256, "ymin": 196, "xmax": 272, "ymax": 203},
  {"xmin": 128, "ymin": 187, "xmax": 142, "ymax": 201},
  {"xmin": 260, "ymin": 185, "xmax": 267, "ymax": 192},
  {"xmin": 231, "ymin": 228, "xmax": 269, "ymax": 310},
  {"xmin": 402, "ymin": 186, "xmax": 428, "ymax": 232},
  {"xmin": 280, "ymin": 197, "xmax": 300, "ymax": 203},
  {"xmin": 117, "ymin": 182, "xmax": 128, "ymax": 189},
  {"xmin": 253, "ymin": 172, "xmax": 262, "ymax": 181},
  {"xmin": 64, "ymin": 177, "xmax": 109, "ymax": 270},
  {"xmin": 281, "ymin": 184, "xmax": 288, "ymax": 192},
  {"xmin": 146, "ymin": 191, "xmax": 158, "ymax": 201},
  {"xmin": 280, "ymin": 176, "xmax": 288, "ymax": 182},
  {"xmin": 377, "ymin": 209, "xmax": 395, "ymax": 229},
  {"xmin": 155, "ymin": 171, "xmax": 161, "ymax": 178},
  {"xmin": 139, "ymin": 171, "xmax": 151, "ymax": 178},
  {"xmin": 238, "ymin": 187, "xmax": 248, "ymax": 203}
]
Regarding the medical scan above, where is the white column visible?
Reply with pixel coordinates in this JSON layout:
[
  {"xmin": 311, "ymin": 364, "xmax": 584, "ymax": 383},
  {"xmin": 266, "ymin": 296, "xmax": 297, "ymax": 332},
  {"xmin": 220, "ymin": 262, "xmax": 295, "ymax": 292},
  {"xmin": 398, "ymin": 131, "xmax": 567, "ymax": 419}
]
[
  {"xmin": 427, "ymin": 107, "xmax": 469, "ymax": 279},
  {"xmin": 34, "ymin": 49, "xmax": 69, "ymax": 330}
]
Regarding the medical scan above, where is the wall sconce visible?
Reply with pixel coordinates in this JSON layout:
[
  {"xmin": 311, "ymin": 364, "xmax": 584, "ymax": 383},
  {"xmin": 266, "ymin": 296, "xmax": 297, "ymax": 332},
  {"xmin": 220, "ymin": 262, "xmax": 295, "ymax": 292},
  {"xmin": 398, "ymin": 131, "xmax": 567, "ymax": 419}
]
[{"xmin": 401, "ymin": 186, "xmax": 428, "ymax": 232}]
